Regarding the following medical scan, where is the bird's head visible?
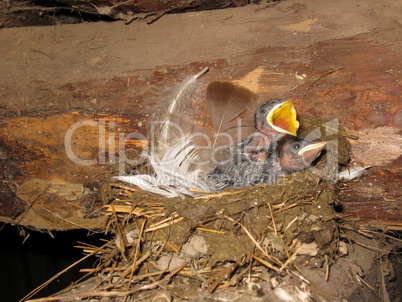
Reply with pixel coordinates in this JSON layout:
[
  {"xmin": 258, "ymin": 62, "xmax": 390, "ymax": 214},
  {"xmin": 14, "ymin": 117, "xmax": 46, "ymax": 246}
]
[
  {"xmin": 279, "ymin": 139, "xmax": 326, "ymax": 174},
  {"xmin": 254, "ymin": 99, "xmax": 299, "ymax": 141}
]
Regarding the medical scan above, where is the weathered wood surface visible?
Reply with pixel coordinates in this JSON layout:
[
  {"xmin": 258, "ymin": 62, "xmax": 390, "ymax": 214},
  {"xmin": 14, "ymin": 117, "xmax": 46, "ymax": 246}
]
[
  {"xmin": 339, "ymin": 167, "xmax": 402, "ymax": 230},
  {"xmin": 0, "ymin": 0, "xmax": 400, "ymax": 230},
  {"xmin": 1, "ymin": 0, "xmax": 246, "ymax": 27}
]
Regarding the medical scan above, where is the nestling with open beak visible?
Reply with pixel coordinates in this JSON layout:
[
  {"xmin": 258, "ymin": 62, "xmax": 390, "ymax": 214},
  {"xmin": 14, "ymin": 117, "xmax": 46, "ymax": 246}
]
[
  {"xmin": 239, "ymin": 99, "xmax": 300, "ymax": 161},
  {"xmin": 206, "ymin": 97, "xmax": 302, "ymax": 190},
  {"xmin": 255, "ymin": 99, "xmax": 299, "ymax": 146},
  {"xmin": 114, "ymin": 75, "xmax": 325, "ymax": 197}
]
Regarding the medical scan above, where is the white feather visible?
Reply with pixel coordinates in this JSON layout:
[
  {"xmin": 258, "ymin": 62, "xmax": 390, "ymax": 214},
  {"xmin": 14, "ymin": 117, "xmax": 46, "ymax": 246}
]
[
  {"xmin": 114, "ymin": 68, "xmax": 210, "ymax": 198},
  {"xmin": 160, "ymin": 67, "xmax": 209, "ymax": 144},
  {"xmin": 167, "ymin": 67, "xmax": 209, "ymax": 115},
  {"xmin": 114, "ymin": 138, "xmax": 210, "ymax": 198},
  {"xmin": 338, "ymin": 165, "xmax": 371, "ymax": 181}
]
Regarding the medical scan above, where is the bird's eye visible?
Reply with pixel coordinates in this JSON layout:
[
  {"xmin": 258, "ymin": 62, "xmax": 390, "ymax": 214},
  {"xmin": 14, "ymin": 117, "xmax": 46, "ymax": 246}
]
[
  {"xmin": 260, "ymin": 109, "xmax": 266, "ymax": 114},
  {"xmin": 293, "ymin": 143, "xmax": 300, "ymax": 150}
]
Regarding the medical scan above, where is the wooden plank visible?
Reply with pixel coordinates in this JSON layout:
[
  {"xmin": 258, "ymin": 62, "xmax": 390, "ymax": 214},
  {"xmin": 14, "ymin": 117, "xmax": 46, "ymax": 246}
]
[
  {"xmin": 339, "ymin": 167, "xmax": 402, "ymax": 230},
  {"xmin": 0, "ymin": 112, "xmax": 146, "ymax": 183},
  {"xmin": 0, "ymin": 0, "xmax": 400, "ymax": 230},
  {"xmin": 1, "ymin": 0, "xmax": 244, "ymax": 27}
]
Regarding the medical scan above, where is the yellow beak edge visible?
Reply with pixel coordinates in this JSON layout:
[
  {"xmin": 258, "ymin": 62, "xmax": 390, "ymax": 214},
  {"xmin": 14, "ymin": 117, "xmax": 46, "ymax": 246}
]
[{"xmin": 267, "ymin": 99, "xmax": 299, "ymax": 136}]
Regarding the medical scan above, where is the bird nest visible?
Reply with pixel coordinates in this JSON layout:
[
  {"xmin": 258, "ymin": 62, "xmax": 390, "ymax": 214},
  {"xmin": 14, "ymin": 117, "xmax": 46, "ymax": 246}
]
[{"xmin": 41, "ymin": 118, "xmax": 351, "ymax": 301}]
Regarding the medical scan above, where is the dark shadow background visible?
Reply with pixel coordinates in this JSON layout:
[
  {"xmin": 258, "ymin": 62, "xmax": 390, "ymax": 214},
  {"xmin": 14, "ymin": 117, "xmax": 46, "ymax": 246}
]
[{"xmin": 0, "ymin": 225, "xmax": 104, "ymax": 302}]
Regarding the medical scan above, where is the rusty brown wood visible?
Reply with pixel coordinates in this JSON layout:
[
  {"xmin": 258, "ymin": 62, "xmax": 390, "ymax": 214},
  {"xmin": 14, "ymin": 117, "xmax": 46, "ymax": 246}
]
[
  {"xmin": 0, "ymin": 0, "xmax": 400, "ymax": 230},
  {"xmin": 339, "ymin": 167, "xmax": 402, "ymax": 230}
]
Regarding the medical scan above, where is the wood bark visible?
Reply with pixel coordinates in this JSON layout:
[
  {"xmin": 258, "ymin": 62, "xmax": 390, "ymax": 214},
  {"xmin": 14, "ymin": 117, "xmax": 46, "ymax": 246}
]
[
  {"xmin": 0, "ymin": 0, "xmax": 400, "ymax": 230},
  {"xmin": 1, "ymin": 0, "xmax": 246, "ymax": 27}
]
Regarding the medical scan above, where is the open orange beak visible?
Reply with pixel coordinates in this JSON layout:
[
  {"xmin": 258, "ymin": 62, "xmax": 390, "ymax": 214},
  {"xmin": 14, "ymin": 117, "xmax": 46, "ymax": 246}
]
[
  {"xmin": 298, "ymin": 141, "xmax": 327, "ymax": 164},
  {"xmin": 266, "ymin": 99, "xmax": 299, "ymax": 136}
]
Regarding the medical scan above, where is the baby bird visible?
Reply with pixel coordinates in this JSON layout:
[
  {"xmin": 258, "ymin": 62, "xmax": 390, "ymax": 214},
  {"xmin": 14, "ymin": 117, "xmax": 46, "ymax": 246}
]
[
  {"xmin": 207, "ymin": 138, "xmax": 326, "ymax": 191},
  {"xmin": 206, "ymin": 97, "xmax": 301, "ymax": 190},
  {"xmin": 233, "ymin": 99, "xmax": 300, "ymax": 162},
  {"xmin": 278, "ymin": 139, "xmax": 327, "ymax": 175}
]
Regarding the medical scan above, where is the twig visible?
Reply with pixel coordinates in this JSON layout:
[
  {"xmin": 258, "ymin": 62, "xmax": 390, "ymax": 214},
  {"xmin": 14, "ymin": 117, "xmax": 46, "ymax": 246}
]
[
  {"xmin": 272, "ymin": 203, "xmax": 299, "ymax": 214},
  {"xmin": 100, "ymin": 251, "xmax": 151, "ymax": 291},
  {"xmin": 111, "ymin": 203, "xmax": 127, "ymax": 260},
  {"xmin": 301, "ymin": 67, "xmax": 344, "ymax": 105},
  {"xmin": 190, "ymin": 260, "xmax": 208, "ymax": 282},
  {"xmin": 279, "ymin": 244, "xmax": 304, "ymax": 272},
  {"xmin": 40, "ymin": 206, "xmax": 95, "ymax": 232},
  {"xmin": 53, "ymin": 254, "xmax": 111, "ymax": 297},
  {"xmin": 267, "ymin": 203, "xmax": 278, "ymax": 235},
  {"xmin": 156, "ymin": 230, "xmax": 180, "ymax": 253},
  {"xmin": 224, "ymin": 215, "xmax": 268, "ymax": 259},
  {"xmin": 338, "ymin": 259, "xmax": 359, "ymax": 292},
  {"xmin": 145, "ymin": 216, "xmax": 184, "ymax": 232},
  {"xmin": 206, "ymin": 262, "xmax": 238, "ymax": 292},
  {"xmin": 15, "ymin": 184, "xmax": 50, "ymax": 226},
  {"xmin": 111, "ymin": 183, "xmax": 143, "ymax": 191},
  {"xmin": 137, "ymin": 263, "xmax": 187, "ymax": 291},
  {"xmin": 195, "ymin": 227, "xmax": 225, "ymax": 235},
  {"xmin": 322, "ymin": 124, "xmax": 359, "ymax": 140},
  {"xmin": 354, "ymin": 273, "xmax": 375, "ymax": 291},
  {"xmin": 283, "ymin": 216, "xmax": 298, "ymax": 233},
  {"xmin": 21, "ymin": 240, "xmax": 113, "ymax": 302},
  {"xmin": 127, "ymin": 219, "xmax": 147, "ymax": 290},
  {"xmin": 193, "ymin": 189, "xmax": 247, "ymax": 200},
  {"xmin": 353, "ymin": 240, "xmax": 395, "ymax": 253},
  {"xmin": 249, "ymin": 254, "xmax": 279, "ymax": 272}
]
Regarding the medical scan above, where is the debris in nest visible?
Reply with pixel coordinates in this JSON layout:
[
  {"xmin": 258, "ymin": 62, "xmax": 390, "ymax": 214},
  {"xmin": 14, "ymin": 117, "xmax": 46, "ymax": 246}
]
[
  {"xmin": 20, "ymin": 68, "xmax": 398, "ymax": 301},
  {"xmin": 338, "ymin": 165, "xmax": 371, "ymax": 181},
  {"xmin": 157, "ymin": 254, "xmax": 186, "ymax": 271},
  {"xmin": 63, "ymin": 162, "xmax": 341, "ymax": 300},
  {"xmin": 182, "ymin": 235, "xmax": 209, "ymax": 258},
  {"xmin": 21, "ymin": 128, "xmax": 402, "ymax": 301},
  {"xmin": 19, "ymin": 112, "xmax": 353, "ymax": 300}
]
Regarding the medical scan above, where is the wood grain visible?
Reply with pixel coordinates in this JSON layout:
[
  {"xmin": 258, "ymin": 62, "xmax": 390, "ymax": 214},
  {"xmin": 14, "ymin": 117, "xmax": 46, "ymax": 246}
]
[{"xmin": 0, "ymin": 0, "xmax": 400, "ymax": 230}]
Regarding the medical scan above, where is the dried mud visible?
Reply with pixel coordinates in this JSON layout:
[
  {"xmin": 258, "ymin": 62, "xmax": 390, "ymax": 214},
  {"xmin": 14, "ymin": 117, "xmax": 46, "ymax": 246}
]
[{"xmin": 85, "ymin": 117, "xmax": 365, "ymax": 301}]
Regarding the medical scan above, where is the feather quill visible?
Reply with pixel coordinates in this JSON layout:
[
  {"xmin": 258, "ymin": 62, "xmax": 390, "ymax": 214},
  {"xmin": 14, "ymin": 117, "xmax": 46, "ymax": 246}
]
[
  {"xmin": 158, "ymin": 67, "xmax": 209, "ymax": 147},
  {"xmin": 114, "ymin": 68, "xmax": 211, "ymax": 198},
  {"xmin": 114, "ymin": 70, "xmax": 260, "ymax": 197}
]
